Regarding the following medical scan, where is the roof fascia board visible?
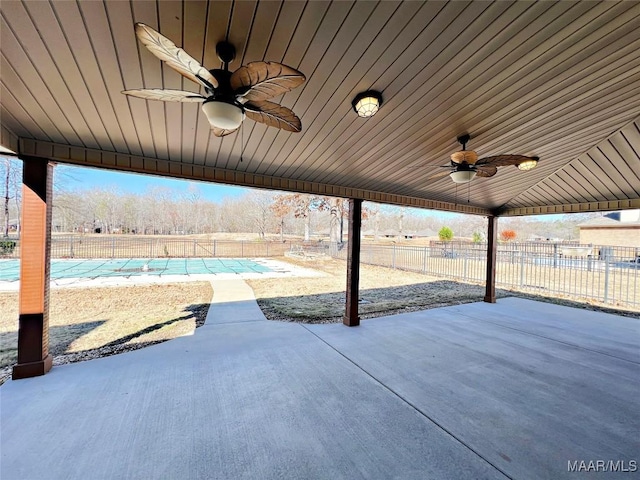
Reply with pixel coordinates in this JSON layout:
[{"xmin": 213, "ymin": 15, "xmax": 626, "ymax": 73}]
[{"xmin": 498, "ymin": 198, "xmax": 640, "ymax": 217}]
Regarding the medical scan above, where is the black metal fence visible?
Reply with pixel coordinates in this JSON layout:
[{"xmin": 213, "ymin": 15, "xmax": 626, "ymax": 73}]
[
  {"xmin": 329, "ymin": 242, "xmax": 640, "ymax": 309},
  {"xmin": 0, "ymin": 236, "xmax": 306, "ymax": 259}
]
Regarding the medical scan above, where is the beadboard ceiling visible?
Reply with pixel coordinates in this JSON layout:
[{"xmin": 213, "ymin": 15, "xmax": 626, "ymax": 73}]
[{"xmin": 1, "ymin": 0, "xmax": 639, "ymax": 216}]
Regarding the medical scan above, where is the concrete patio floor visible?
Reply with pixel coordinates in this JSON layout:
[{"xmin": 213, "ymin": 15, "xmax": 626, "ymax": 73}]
[{"xmin": 1, "ymin": 281, "xmax": 638, "ymax": 479}]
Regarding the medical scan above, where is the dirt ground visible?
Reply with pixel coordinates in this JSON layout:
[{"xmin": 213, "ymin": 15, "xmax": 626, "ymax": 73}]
[
  {"xmin": 0, "ymin": 282, "xmax": 212, "ymax": 382},
  {"xmin": 248, "ymin": 257, "xmax": 639, "ymax": 323},
  {"xmin": 247, "ymin": 257, "xmax": 505, "ymax": 323}
]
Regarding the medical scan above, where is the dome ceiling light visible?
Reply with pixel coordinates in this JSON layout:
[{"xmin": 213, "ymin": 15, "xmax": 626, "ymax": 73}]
[{"xmin": 352, "ymin": 91, "xmax": 383, "ymax": 117}]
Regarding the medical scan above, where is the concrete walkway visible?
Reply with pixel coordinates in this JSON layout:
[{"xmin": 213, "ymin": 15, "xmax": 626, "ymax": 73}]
[{"xmin": 1, "ymin": 282, "xmax": 638, "ymax": 479}]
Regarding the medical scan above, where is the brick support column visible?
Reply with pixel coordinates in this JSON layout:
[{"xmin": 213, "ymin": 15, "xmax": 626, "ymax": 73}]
[
  {"xmin": 343, "ymin": 198, "xmax": 362, "ymax": 327},
  {"xmin": 12, "ymin": 156, "xmax": 53, "ymax": 379},
  {"xmin": 484, "ymin": 215, "xmax": 498, "ymax": 303}
]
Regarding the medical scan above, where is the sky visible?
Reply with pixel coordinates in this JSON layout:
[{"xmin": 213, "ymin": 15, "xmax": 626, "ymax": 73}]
[{"xmin": 56, "ymin": 163, "xmax": 250, "ymax": 203}]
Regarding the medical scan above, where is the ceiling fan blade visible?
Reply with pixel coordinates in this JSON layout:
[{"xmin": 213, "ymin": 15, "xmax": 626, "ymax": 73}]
[
  {"xmin": 231, "ymin": 62, "xmax": 305, "ymax": 102},
  {"xmin": 212, "ymin": 126, "xmax": 239, "ymax": 137},
  {"xmin": 476, "ymin": 154, "xmax": 538, "ymax": 168},
  {"xmin": 476, "ymin": 165, "xmax": 498, "ymax": 177},
  {"xmin": 134, "ymin": 23, "xmax": 218, "ymax": 91},
  {"xmin": 122, "ymin": 88, "xmax": 206, "ymax": 102},
  {"xmin": 244, "ymin": 101, "xmax": 302, "ymax": 132}
]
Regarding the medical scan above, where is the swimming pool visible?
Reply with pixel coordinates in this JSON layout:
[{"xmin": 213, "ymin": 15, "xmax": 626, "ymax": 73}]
[{"xmin": 0, "ymin": 258, "xmax": 274, "ymax": 282}]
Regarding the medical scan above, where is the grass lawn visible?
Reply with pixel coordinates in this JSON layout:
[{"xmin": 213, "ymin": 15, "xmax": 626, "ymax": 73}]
[
  {"xmin": 0, "ymin": 282, "xmax": 212, "ymax": 381},
  {"xmin": 247, "ymin": 257, "xmax": 505, "ymax": 323}
]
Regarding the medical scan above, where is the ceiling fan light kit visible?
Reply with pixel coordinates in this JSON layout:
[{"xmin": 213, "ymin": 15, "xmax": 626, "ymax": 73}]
[
  {"xmin": 202, "ymin": 101, "xmax": 245, "ymax": 130},
  {"xmin": 450, "ymin": 169, "xmax": 477, "ymax": 183},
  {"xmin": 352, "ymin": 91, "xmax": 382, "ymax": 117},
  {"xmin": 517, "ymin": 159, "xmax": 539, "ymax": 171}
]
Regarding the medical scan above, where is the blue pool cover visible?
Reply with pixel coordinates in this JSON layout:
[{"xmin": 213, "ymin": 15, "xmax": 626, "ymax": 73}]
[{"xmin": 0, "ymin": 258, "xmax": 273, "ymax": 282}]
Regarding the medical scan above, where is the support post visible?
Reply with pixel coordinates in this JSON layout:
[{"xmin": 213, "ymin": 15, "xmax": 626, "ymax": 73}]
[
  {"xmin": 484, "ymin": 215, "xmax": 498, "ymax": 303},
  {"xmin": 343, "ymin": 198, "xmax": 362, "ymax": 327},
  {"xmin": 13, "ymin": 156, "xmax": 54, "ymax": 379}
]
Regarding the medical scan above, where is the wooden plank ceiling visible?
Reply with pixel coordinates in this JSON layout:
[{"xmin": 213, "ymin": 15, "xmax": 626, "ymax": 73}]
[{"xmin": 1, "ymin": 0, "xmax": 639, "ymax": 216}]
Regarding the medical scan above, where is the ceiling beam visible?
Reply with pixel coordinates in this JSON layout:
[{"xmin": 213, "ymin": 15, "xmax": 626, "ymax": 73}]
[
  {"xmin": 18, "ymin": 138, "xmax": 490, "ymax": 216},
  {"xmin": 1, "ymin": 125, "xmax": 19, "ymax": 154}
]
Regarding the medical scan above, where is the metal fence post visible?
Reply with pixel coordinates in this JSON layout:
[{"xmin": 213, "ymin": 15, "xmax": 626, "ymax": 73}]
[
  {"xmin": 603, "ymin": 260, "xmax": 610, "ymax": 303},
  {"xmin": 193, "ymin": 239, "xmax": 197, "ymax": 257},
  {"xmin": 553, "ymin": 243, "xmax": 558, "ymax": 268},
  {"xmin": 149, "ymin": 239, "xmax": 153, "ymax": 257},
  {"xmin": 392, "ymin": 245, "xmax": 396, "ymax": 269},
  {"xmin": 266, "ymin": 242, "xmax": 270, "ymax": 257},
  {"xmin": 463, "ymin": 255, "xmax": 468, "ymax": 280},
  {"xmin": 213, "ymin": 240, "xmax": 216, "ymax": 257},
  {"xmin": 519, "ymin": 253, "xmax": 525, "ymax": 287},
  {"xmin": 69, "ymin": 237, "xmax": 74, "ymax": 258},
  {"xmin": 111, "ymin": 237, "xmax": 116, "ymax": 259},
  {"xmin": 422, "ymin": 247, "xmax": 427, "ymax": 274}
]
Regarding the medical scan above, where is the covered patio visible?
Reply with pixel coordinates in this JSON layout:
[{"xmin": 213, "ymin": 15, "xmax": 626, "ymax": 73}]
[
  {"xmin": 2, "ymin": 0, "xmax": 639, "ymax": 380},
  {"xmin": 1, "ymin": 2, "xmax": 639, "ymax": 477},
  {"xmin": 2, "ymin": 281, "xmax": 638, "ymax": 479}
]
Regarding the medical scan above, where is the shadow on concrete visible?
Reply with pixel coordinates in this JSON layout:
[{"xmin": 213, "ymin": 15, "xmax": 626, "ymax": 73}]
[
  {"xmin": 1, "ymin": 320, "xmax": 105, "ymax": 369},
  {"xmin": 1, "ymin": 303, "xmax": 211, "ymax": 370}
]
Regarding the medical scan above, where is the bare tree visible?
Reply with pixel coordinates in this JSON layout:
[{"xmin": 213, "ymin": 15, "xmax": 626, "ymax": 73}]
[
  {"xmin": 247, "ymin": 191, "xmax": 275, "ymax": 238},
  {"xmin": 272, "ymin": 194, "xmax": 329, "ymax": 241},
  {"xmin": 0, "ymin": 158, "xmax": 22, "ymax": 236},
  {"xmin": 329, "ymin": 198, "xmax": 340, "ymax": 243}
]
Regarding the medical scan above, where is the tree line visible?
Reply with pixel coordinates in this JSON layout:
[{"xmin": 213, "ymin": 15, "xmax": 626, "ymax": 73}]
[{"xmin": 51, "ymin": 186, "xmax": 445, "ymax": 241}]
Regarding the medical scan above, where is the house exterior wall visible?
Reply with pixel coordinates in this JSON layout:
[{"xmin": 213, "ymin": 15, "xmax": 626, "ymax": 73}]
[{"xmin": 579, "ymin": 226, "xmax": 640, "ymax": 249}]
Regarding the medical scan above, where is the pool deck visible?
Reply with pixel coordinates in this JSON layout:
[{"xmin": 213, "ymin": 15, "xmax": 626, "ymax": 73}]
[{"xmin": 1, "ymin": 282, "xmax": 639, "ymax": 479}]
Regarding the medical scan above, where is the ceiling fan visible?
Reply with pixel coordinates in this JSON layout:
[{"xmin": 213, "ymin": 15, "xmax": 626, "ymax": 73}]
[
  {"xmin": 428, "ymin": 135, "xmax": 540, "ymax": 183},
  {"xmin": 122, "ymin": 23, "xmax": 306, "ymax": 137}
]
